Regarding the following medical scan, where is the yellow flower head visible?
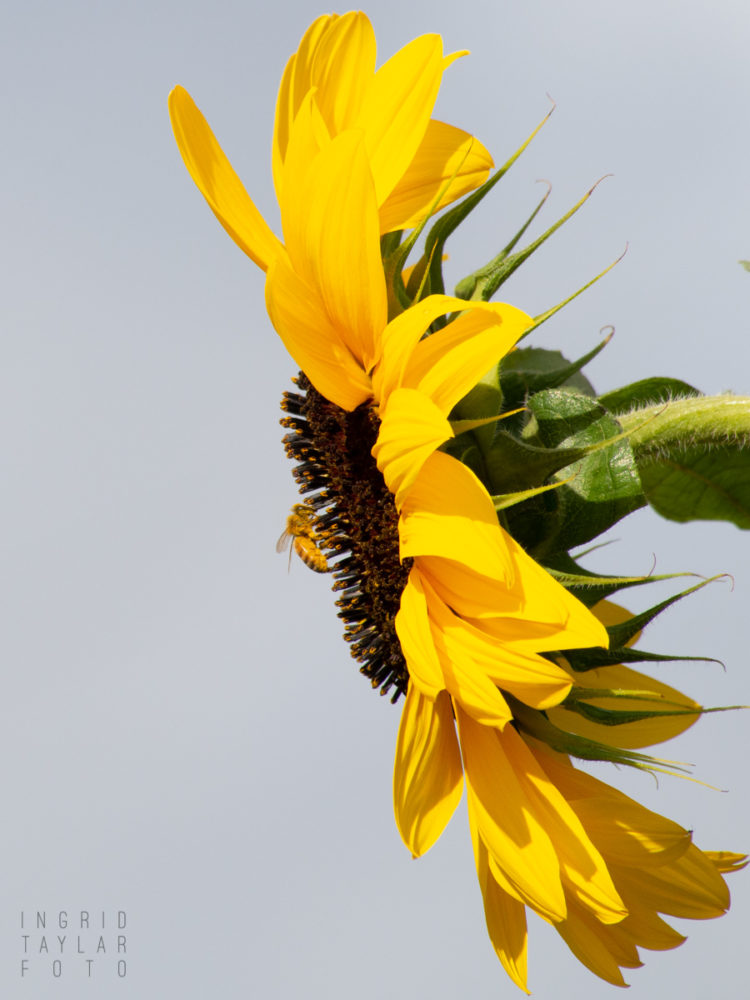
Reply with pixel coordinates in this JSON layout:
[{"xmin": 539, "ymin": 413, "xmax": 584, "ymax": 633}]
[{"xmin": 169, "ymin": 11, "xmax": 744, "ymax": 993}]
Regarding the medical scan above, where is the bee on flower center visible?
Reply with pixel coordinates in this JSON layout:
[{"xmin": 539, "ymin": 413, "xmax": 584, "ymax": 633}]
[{"xmin": 276, "ymin": 503, "xmax": 329, "ymax": 573}]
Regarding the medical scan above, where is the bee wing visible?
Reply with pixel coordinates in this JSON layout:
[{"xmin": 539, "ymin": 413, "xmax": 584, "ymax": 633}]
[{"xmin": 276, "ymin": 530, "xmax": 292, "ymax": 554}]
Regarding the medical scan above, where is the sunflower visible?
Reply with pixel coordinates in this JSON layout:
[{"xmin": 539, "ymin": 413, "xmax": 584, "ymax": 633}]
[{"xmin": 169, "ymin": 11, "xmax": 744, "ymax": 992}]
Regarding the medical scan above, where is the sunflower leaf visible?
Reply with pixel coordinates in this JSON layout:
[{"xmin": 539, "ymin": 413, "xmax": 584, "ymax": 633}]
[
  {"xmin": 639, "ymin": 445, "xmax": 750, "ymax": 529},
  {"xmin": 503, "ymin": 389, "xmax": 644, "ymax": 557},
  {"xmin": 615, "ymin": 395, "xmax": 750, "ymax": 528}
]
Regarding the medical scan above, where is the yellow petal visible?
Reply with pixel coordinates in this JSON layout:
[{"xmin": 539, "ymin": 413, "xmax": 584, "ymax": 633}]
[
  {"xmin": 168, "ymin": 86, "xmax": 284, "ymax": 271},
  {"xmin": 610, "ymin": 845, "xmax": 730, "ymax": 919},
  {"xmin": 705, "ymin": 851, "xmax": 749, "ymax": 874},
  {"xmin": 457, "ymin": 706, "xmax": 568, "ymax": 923},
  {"xmin": 393, "ymin": 687, "xmax": 463, "ymax": 857},
  {"xmin": 429, "ymin": 608, "xmax": 513, "ymax": 728},
  {"xmin": 423, "ymin": 580, "xmax": 573, "ymax": 711},
  {"xmin": 468, "ymin": 803, "xmax": 530, "ymax": 994},
  {"xmin": 276, "ymin": 89, "xmax": 329, "ymax": 216},
  {"xmin": 306, "ymin": 11, "xmax": 376, "ymax": 137},
  {"xmin": 372, "ymin": 294, "xmax": 480, "ymax": 406},
  {"xmin": 356, "ymin": 34, "xmax": 446, "ymax": 206},
  {"xmin": 373, "ymin": 389, "xmax": 453, "ymax": 506},
  {"xmin": 272, "ymin": 13, "xmax": 335, "ymax": 195},
  {"xmin": 501, "ymin": 728, "xmax": 627, "ymax": 925},
  {"xmin": 617, "ymin": 897, "xmax": 687, "ymax": 952},
  {"xmin": 436, "ymin": 535, "xmax": 609, "ymax": 654},
  {"xmin": 398, "ymin": 451, "xmax": 514, "ymax": 581},
  {"xmin": 281, "ymin": 130, "xmax": 387, "ymax": 371},
  {"xmin": 555, "ymin": 905, "xmax": 637, "ymax": 987},
  {"xmin": 379, "ymin": 119, "xmax": 494, "ymax": 233},
  {"xmin": 532, "ymin": 745, "xmax": 693, "ymax": 867},
  {"xmin": 265, "ymin": 254, "xmax": 371, "ymax": 411},
  {"xmin": 394, "ymin": 569, "xmax": 444, "ymax": 698},
  {"xmin": 560, "ymin": 795, "xmax": 691, "ymax": 870},
  {"xmin": 405, "ymin": 303, "xmax": 531, "ymax": 413}
]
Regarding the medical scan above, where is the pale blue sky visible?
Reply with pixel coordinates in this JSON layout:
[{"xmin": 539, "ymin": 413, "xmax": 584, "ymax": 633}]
[{"xmin": 2, "ymin": 1, "xmax": 749, "ymax": 997}]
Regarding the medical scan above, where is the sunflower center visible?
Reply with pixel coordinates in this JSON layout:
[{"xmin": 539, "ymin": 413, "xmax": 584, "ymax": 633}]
[{"xmin": 280, "ymin": 373, "xmax": 411, "ymax": 701}]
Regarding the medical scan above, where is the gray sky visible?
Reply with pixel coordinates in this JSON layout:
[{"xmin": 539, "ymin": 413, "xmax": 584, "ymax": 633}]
[{"xmin": 2, "ymin": 0, "xmax": 749, "ymax": 997}]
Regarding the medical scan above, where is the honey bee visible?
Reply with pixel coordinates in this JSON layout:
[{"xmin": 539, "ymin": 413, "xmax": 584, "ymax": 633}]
[{"xmin": 276, "ymin": 503, "xmax": 329, "ymax": 573}]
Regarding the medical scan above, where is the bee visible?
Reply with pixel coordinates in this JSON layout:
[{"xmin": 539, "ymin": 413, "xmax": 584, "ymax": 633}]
[{"xmin": 276, "ymin": 503, "xmax": 329, "ymax": 573}]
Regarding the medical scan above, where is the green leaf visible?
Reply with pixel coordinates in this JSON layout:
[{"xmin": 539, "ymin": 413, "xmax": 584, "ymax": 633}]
[
  {"xmin": 618, "ymin": 395, "xmax": 750, "ymax": 528},
  {"xmin": 482, "ymin": 430, "xmax": 601, "ymax": 494},
  {"xmin": 639, "ymin": 446, "xmax": 750, "ymax": 528},
  {"xmin": 503, "ymin": 389, "xmax": 644, "ymax": 557}
]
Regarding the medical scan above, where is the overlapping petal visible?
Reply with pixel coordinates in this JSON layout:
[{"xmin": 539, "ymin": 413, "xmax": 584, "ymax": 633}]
[
  {"xmin": 457, "ymin": 705, "xmax": 569, "ymax": 924},
  {"xmin": 372, "ymin": 296, "xmax": 530, "ymax": 411},
  {"xmin": 379, "ymin": 119, "xmax": 497, "ymax": 234},
  {"xmin": 393, "ymin": 686, "xmax": 463, "ymax": 858},
  {"xmin": 373, "ymin": 389, "xmax": 453, "ymax": 505},
  {"xmin": 272, "ymin": 13, "xmax": 376, "ymax": 195},
  {"xmin": 264, "ymin": 254, "xmax": 372, "ymax": 411},
  {"xmin": 468, "ymin": 800, "xmax": 530, "ymax": 994},
  {"xmin": 272, "ymin": 13, "xmax": 492, "ymax": 228},
  {"xmin": 280, "ymin": 129, "xmax": 387, "ymax": 373}
]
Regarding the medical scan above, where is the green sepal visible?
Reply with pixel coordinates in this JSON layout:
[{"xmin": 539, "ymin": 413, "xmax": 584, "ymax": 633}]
[
  {"xmin": 498, "ymin": 343, "xmax": 608, "ymax": 412},
  {"xmin": 543, "ymin": 552, "xmax": 695, "ymax": 607},
  {"xmin": 562, "ymin": 692, "xmax": 740, "ymax": 729},
  {"xmin": 414, "ymin": 108, "xmax": 554, "ymax": 318},
  {"xmin": 449, "ymin": 408, "xmax": 524, "ymax": 437},
  {"xmin": 508, "ymin": 697, "xmax": 690, "ymax": 776},
  {"xmin": 455, "ymin": 178, "xmax": 604, "ymax": 303},
  {"xmin": 446, "ymin": 365, "xmax": 506, "ymax": 463},
  {"xmin": 599, "ymin": 376, "xmax": 700, "ymax": 414},
  {"xmin": 501, "ymin": 389, "xmax": 644, "ymax": 557},
  {"xmin": 380, "ymin": 231, "xmax": 411, "ymax": 317},
  {"xmin": 559, "ymin": 645, "xmax": 720, "ymax": 672},
  {"xmin": 604, "ymin": 577, "xmax": 724, "ymax": 648},
  {"xmin": 453, "ymin": 184, "xmax": 551, "ymax": 301},
  {"xmin": 491, "ymin": 478, "xmax": 570, "ymax": 511},
  {"xmin": 381, "ymin": 140, "xmax": 490, "ymax": 315},
  {"xmin": 528, "ymin": 249, "xmax": 625, "ymax": 334}
]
